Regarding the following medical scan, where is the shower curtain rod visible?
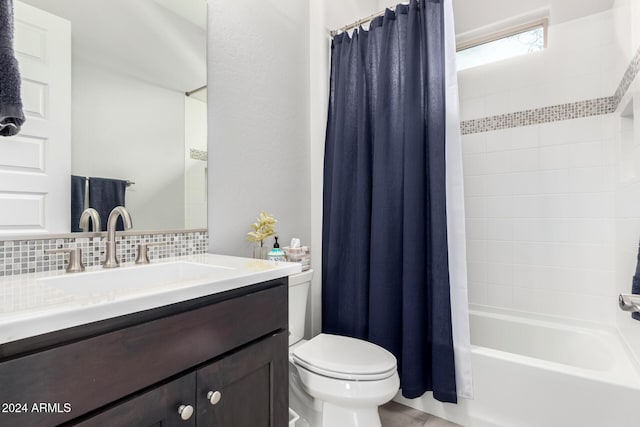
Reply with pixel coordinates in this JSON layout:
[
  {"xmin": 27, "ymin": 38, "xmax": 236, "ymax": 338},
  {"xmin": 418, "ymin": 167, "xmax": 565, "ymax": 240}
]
[
  {"xmin": 186, "ymin": 85, "xmax": 207, "ymax": 97},
  {"xmin": 330, "ymin": 4, "xmax": 400, "ymax": 37},
  {"xmin": 329, "ymin": 1, "xmax": 468, "ymax": 48}
]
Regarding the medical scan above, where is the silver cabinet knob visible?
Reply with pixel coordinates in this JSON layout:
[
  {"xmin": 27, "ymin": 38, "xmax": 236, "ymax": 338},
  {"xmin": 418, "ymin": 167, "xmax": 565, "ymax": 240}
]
[
  {"xmin": 207, "ymin": 390, "xmax": 222, "ymax": 405},
  {"xmin": 178, "ymin": 404, "xmax": 194, "ymax": 421}
]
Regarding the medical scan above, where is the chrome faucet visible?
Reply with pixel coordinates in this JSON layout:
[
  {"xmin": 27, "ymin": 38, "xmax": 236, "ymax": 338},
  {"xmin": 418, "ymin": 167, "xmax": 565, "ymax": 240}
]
[
  {"xmin": 619, "ymin": 294, "xmax": 640, "ymax": 313},
  {"xmin": 79, "ymin": 208, "xmax": 102, "ymax": 232},
  {"xmin": 103, "ymin": 206, "xmax": 132, "ymax": 268}
]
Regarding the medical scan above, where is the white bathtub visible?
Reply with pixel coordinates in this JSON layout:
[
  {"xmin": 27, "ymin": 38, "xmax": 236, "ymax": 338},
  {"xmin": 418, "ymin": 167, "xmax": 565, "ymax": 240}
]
[{"xmin": 395, "ymin": 306, "xmax": 640, "ymax": 427}]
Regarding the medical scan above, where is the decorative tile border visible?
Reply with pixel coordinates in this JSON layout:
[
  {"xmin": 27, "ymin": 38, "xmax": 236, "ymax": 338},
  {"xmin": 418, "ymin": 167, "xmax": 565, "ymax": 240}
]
[
  {"xmin": 190, "ymin": 148, "xmax": 208, "ymax": 162},
  {"xmin": 0, "ymin": 231, "xmax": 208, "ymax": 277},
  {"xmin": 461, "ymin": 45, "xmax": 640, "ymax": 135},
  {"xmin": 461, "ymin": 97, "xmax": 615, "ymax": 135}
]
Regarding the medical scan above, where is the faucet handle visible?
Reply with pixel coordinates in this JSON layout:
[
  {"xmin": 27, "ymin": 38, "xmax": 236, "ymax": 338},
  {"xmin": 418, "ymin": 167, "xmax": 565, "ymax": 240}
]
[
  {"xmin": 135, "ymin": 242, "xmax": 163, "ymax": 265},
  {"xmin": 45, "ymin": 248, "xmax": 85, "ymax": 273}
]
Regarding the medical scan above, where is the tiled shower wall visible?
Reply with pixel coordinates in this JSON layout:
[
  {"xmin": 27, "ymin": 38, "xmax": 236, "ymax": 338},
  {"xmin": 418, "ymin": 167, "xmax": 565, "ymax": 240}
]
[
  {"xmin": 460, "ymin": 9, "xmax": 628, "ymax": 323},
  {"xmin": 616, "ymin": 176, "xmax": 640, "ymax": 357},
  {"xmin": 459, "ymin": 11, "xmax": 625, "ymax": 123},
  {"xmin": 463, "ymin": 117, "xmax": 618, "ymax": 322},
  {"xmin": 614, "ymin": 0, "xmax": 640, "ymax": 363},
  {"xmin": 0, "ymin": 231, "xmax": 208, "ymax": 277}
]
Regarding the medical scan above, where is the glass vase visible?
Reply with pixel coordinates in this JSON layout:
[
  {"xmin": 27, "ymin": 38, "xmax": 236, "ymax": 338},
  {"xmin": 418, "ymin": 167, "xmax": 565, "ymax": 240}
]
[{"xmin": 252, "ymin": 245, "xmax": 269, "ymax": 260}]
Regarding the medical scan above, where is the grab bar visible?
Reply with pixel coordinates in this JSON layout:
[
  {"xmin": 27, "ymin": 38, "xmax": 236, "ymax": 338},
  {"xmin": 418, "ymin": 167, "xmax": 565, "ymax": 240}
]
[{"xmin": 618, "ymin": 294, "xmax": 640, "ymax": 313}]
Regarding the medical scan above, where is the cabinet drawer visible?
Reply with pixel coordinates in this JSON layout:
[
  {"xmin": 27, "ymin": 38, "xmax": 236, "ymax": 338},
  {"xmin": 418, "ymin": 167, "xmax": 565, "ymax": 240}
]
[
  {"xmin": 70, "ymin": 373, "xmax": 196, "ymax": 427},
  {"xmin": 0, "ymin": 283, "xmax": 287, "ymax": 427}
]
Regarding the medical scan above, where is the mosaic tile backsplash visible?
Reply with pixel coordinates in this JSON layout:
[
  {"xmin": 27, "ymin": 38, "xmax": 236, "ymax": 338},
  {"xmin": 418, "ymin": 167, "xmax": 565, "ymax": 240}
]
[
  {"xmin": 0, "ymin": 231, "xmax": 208, "ymax": 277},
  {"xmin": 461, "ymin": 45, "xmax": 640, "ymax": 135}
]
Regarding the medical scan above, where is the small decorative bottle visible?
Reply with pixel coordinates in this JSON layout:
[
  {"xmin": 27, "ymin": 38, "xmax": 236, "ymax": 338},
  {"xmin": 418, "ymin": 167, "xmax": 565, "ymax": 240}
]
[{"xmin": 267, "ymin": 236, "xmax": 286, "ymax": 262}]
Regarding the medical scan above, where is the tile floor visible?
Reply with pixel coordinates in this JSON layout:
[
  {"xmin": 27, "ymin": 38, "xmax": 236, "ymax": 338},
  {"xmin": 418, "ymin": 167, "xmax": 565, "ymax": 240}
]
[{"xmin": 380, "ymin": 401, "xmax": 463, "ymax": 427}]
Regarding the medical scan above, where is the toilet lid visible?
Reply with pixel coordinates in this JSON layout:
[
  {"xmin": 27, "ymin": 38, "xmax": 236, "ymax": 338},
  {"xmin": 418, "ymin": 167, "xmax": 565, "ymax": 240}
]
[{"xmin": 292, "ymin": 334, "xmax": 397, "ymax": 381}]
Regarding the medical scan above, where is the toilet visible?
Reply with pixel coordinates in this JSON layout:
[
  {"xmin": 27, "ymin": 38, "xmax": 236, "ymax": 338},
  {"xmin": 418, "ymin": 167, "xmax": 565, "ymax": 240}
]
[{"xmin": 288, "ymin": 270, "xmax": 400, "ymax": 427}]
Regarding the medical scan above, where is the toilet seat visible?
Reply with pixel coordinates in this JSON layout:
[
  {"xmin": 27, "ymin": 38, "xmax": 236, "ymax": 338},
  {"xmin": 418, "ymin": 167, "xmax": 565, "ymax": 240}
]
[{"xmin": 292, "ymin": 334, "xmax": 397, "ymax": 381}]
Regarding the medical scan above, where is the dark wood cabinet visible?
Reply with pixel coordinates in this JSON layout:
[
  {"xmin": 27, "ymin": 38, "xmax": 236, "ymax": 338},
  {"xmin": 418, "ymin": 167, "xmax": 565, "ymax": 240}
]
[
  {"xmin": 0, "ymin": 278, "xmax": 288, "ymax": 427},
  {"xmin": 71, "ymin": 332, "xmax": 287, "ymax": 427},
  {"xmin": 71, "ymin": 373, "xmax": 196, "ymax": 427},
  {"xmin": 196, "ymin": 332, "xmax": 288, "ymax": 427}
]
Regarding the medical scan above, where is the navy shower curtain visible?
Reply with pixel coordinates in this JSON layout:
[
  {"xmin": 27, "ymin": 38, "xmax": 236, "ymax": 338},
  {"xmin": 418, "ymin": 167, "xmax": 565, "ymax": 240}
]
[{"xmin": 322, "ymin": 0, "xmax": 457, "ymax": 403}]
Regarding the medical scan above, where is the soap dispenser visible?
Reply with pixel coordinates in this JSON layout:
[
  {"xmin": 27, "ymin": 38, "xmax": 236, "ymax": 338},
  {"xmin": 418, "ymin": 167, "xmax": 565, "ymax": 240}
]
[{"xmin": 267, "ymin": 237, "xmax": 286, "ymax": 262}]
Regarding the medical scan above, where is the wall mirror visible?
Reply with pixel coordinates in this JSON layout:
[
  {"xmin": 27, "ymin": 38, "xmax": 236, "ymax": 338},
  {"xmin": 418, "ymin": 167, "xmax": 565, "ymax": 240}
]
[{"xmin": 0, "ymin": 0, "xmax": 207, "ymax": 236}]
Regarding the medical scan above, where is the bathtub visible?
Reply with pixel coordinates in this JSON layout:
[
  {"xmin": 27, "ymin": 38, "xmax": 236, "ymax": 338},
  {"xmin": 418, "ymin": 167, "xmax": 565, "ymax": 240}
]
[{"xmin": 395, "ymin": 306, "xmax": 640, "ymax": 427}]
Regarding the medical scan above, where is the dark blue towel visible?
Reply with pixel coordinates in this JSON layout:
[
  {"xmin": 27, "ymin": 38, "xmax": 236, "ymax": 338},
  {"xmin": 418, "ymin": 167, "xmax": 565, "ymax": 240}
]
[
  {"xmin": 633, "ymin": 243, "xmax": 640, "ymax": 321},
  {"xmin": 88, "ymin": 177, "xmax": 127, "ymax": 231},
  {"xmin": 0, "ymin": 0, "xmax": 25, "ymax": 136},
  {"xmin": 71, "ymin": 175, "xmax": 86, "ymax": 232}
]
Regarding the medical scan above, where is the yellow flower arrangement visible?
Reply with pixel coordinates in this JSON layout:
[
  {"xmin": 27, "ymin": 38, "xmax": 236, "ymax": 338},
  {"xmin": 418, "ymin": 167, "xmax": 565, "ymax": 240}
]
[{"xmin": 246, "ymin": 212, "xmax": 277, "ymax": 247}]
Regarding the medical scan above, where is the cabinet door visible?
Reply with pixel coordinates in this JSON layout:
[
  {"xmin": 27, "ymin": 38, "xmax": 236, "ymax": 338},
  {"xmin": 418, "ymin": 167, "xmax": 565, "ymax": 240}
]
[
  {"xmin": 70, "ymin": 373, "xmax": 196, "ymax": 427},
  {"xmin": 196, "ymin": 331, "xmax": 288, "ymax": 427}
]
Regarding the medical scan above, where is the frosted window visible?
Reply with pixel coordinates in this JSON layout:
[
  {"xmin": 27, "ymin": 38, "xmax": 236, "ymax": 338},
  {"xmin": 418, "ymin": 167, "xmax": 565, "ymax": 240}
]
[{"xmin": 457, "ymin": 26, "xmax": 545, "ymax": 71}]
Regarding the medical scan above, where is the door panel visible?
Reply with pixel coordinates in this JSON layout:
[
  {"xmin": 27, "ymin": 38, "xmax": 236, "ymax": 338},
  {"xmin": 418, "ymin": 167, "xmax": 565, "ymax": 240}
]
[{"xmin": 4, "ymin": 2, "xmax": 71, "ymax": 235}]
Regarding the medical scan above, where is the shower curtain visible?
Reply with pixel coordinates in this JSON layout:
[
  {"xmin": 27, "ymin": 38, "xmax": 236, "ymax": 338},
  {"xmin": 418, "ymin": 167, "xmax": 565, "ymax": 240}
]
[{"xmin": 322, "ymin": 0, "xmax": 472, "ymax": 402}]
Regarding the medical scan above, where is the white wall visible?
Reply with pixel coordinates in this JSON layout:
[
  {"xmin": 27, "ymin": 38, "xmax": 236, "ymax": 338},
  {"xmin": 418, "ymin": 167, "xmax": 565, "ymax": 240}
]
[
  {"xmin": 325, "ymin": 0, "xmax": 380, "ymax": 29},
  {"xmin": 440, "ymin": 0, "xmax": 640, "ymax": 382},
  {"xmin": 206, "ymin": 0, "xmax": 378, "ymax": 337},
  {"xmin": 463, "ymin": 116, "xmax": 618, "ymax": 322},
  {"xmin": 459, "ymin": 10, "xmax": 622, "ymax": 323},
  {"xmin": 309, "ymin": 0, "xmax": 329, "ymax": 338},
  {"xmin": 22, "ymin": 0, "xmax": 207, "ymax": 95},
  {"xmin": 613, "ymin": 0, "xmax": 640, "ymax": 63},
  {"xmin": 207, "ymin": 0, "xmax": 311, "ymax": 257},
  {"xmin": 615, "ymin": 148, "xmax": 640, "ymax": 363},
  {"xmin": 185, "ymin": 97, "xmax": 207, "ymax": 229},
  {"xmin": 71, "ymin": 58, "xmax": 186, "ymax": 230},
  {"xmin": 613, "ymin": 0, "xmax": 640, "ymax": 366},
  {"xmin": 459, "ymin": 10, "xmax": 625, "ymax": 122}
]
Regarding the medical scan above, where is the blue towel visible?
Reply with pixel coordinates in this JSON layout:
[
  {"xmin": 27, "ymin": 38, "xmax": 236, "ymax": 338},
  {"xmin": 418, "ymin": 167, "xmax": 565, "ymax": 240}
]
[
  {"xmin": 633, "ymin": 243, "xmax": 640, "ymax": 321},
  {"xmin": 70, "ymin": 175, "xmax": 86, "ymax": 232},
  {"xmin": 88, "ymin": 177, "xmax": 127, "ymax": 231},
  {"xmin": 0, "ymin": 0, "xmax": 25, "ymax": 136}
]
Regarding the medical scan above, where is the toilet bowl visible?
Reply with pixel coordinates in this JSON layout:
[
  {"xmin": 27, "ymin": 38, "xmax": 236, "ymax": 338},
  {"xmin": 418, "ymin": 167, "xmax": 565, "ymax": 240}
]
[{"xmin": 288, "ymin": 271, "xmax": 400, "ymax": 427}]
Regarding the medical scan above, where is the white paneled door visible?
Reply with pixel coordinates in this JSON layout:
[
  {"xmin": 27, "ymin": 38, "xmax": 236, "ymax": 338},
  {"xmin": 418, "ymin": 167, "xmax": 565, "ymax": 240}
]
[{"xmin": 0, "ymin": 2, "xmax": 71, "ymax": 235}]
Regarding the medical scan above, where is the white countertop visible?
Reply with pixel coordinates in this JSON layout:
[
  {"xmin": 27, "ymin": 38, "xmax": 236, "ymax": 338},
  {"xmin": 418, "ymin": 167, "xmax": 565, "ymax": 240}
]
[{"xmin": 0, "ymin": 254, "xmax": 301, "ymax": 346}]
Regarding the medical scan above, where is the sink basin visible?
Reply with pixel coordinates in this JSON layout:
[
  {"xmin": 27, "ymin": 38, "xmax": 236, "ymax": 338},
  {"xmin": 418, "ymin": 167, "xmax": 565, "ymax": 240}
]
[{"xmin": 37, "ymin": 262, "xmax": 236, "ymax": 297}]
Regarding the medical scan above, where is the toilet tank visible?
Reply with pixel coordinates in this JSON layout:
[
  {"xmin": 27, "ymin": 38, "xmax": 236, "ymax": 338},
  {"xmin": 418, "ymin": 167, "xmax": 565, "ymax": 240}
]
[{"xmin": 289, "ymin": 269, "xmax": 313, "ymax": 346}]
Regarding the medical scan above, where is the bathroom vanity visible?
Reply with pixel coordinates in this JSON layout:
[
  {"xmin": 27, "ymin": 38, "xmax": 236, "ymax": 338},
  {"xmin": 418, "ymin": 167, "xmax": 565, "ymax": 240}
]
[{"xmin": 0, "ymin": 255, "xmax": 299, "ymax": 427}]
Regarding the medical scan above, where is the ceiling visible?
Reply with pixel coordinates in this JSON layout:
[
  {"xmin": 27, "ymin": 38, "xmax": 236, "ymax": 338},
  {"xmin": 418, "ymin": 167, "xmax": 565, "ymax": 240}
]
[
  {"xmin": 20, "ymin": 0, "xmax": 207, "ymax": 93},
  {"xmin": 17, "ymin": 0, "xmax": 615, "ymax": 90},
  {"xmin": 451, "ymin": 0, "xmax": 614, "ymax": 35},
  {"xmin": 153, "ymin": 0, "xmax": 206, "ymax": 30}
]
